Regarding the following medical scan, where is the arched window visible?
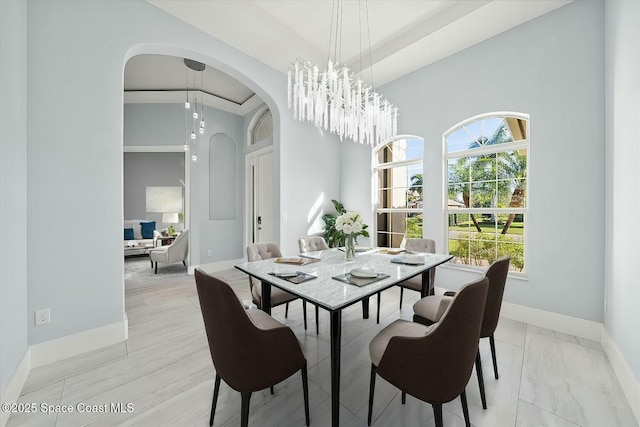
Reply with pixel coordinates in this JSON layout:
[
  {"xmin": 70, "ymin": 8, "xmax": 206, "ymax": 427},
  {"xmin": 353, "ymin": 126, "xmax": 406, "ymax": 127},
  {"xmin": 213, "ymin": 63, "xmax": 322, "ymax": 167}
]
[
  {"xmin": 249, "ymin": 108, "xmax": 272, "ymax": 146},
  {"xmin": 444, "ymin": 112, "xmax": 529, "ymax": 272},
  {"xmin": 374, "ymin": 136, "xmax": 424, "ymax": 248}
]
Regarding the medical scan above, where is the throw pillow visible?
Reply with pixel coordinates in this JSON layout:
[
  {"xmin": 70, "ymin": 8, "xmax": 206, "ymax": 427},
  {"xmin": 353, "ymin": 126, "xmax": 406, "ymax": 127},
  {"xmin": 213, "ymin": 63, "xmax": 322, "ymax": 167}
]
[
  {"xmin": 140, "ymin": 221, "xmax": 156, "ymax": 239},
  {"xmin": 124, "ymin": 228, "xmax": 134, "ymax": 240}
]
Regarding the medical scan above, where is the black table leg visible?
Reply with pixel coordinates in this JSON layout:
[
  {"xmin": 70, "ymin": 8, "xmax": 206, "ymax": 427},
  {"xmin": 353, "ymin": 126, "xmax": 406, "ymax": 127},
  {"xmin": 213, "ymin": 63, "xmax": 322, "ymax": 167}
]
[
  {"xmin": 361, "ymin": 297, "xmax": 370, "ymax": 319},
  {"xmin": 330, "ymin": 310, "xmax": 342, "ymax": 426},
  {"xmin": 261, "ymin": 281, "xmax": 271, "ymax": 315}
]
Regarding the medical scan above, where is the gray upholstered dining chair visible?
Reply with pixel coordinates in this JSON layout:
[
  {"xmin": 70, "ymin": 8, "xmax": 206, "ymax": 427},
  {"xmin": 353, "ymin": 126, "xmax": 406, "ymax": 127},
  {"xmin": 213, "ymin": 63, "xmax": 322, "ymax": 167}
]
[
  {"xmin": 374, "ymin": 238, "xmax": 436, "ymax": 324},
  {"xmin": 297, "ymin": 236, "xmax": 327, "ymax": 334},
  {"xmin": 149, "ymin": 229, "xmax": 189, "ymax": 274},
  {"xmin": 247, "ymin": 242, "xmax": 316, "ymax": 333},
  {"xmin": 397, "ymin": 238, "xmax": 437, "ymax": 305},
  {"xmin": 194, "ymin": 269, "xmax": 310, "ymax": 427},
  {"xmin": 413, "ymin": 257, "xmax": 510, "ymax": 410},
  {"xmin": 367, "ymin": 277, "xmax": 489, "ymax": 427},
  {"xmin": 298, "ymin": 235, "xmax": 329, "ymax": 253}
]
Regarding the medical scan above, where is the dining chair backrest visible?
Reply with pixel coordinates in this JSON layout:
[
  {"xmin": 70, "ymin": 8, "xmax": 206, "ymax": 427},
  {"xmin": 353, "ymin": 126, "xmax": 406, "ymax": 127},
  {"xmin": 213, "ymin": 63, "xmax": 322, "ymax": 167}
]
[
  {"xmin": 246, "ymin": 242, "xmax": 282, "ymax": 289},
  {"xmin": 167, "ymin": 229, "xmax": 189, "ymax": 261},
  {"xmin": 377, "ymin": 277, "xmax": 489, "ymax": 404},
  {"xmin": 298, "ymin": 236, "xmax": 329, "ymax": 253},
  {"xmin": 480, "ymin": 257, "xmax": 511, "ymax": 338},
  {"xmin": 194, "ymin": 268, "xmax": 304, "ymax": 391},
  {"xmin": 403, "ymin": 238, "xmax": 436, "ymax": 286}
]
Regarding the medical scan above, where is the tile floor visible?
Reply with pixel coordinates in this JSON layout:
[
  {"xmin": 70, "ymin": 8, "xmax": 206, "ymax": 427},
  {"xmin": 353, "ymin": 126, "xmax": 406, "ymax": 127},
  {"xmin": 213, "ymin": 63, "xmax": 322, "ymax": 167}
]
[{"xmin": 7, "ymin": 268, "xmax": 637, "ymax": 427}]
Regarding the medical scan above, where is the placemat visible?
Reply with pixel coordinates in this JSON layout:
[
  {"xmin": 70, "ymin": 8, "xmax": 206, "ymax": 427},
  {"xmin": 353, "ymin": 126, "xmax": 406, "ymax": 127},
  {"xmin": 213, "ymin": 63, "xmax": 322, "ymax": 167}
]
[
  {"xmin": 269, "ymin": 271, "xmax": 317, "ymax": 284},
  {"xmin": 274, "ymin": 257, "xmax": 320, "ymax": 265},
  {"xmin": 332, "ymin": 273, "xmax": 390, "ymax": 287},
  {"xmin": 390, "ymin": 254, "xmax": 425, "ymax": 265}
]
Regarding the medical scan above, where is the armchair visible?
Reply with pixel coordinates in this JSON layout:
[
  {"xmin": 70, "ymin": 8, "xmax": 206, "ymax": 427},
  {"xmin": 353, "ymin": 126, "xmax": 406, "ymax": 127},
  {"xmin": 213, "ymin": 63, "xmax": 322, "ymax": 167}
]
[{"xmin": 149, "ymin": 229, "xmax": 189, "ymax": 274}]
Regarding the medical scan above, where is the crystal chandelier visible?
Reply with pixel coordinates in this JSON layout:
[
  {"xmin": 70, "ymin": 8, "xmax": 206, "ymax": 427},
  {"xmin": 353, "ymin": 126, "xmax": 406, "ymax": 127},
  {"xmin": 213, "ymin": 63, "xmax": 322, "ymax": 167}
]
[
  {"xmin": 183, "ymin": 58, "xmax": 206, "ymax": 161},
  {"xmin": 287, "ymin": 1, "xmax": 398, "ymax": 146}
]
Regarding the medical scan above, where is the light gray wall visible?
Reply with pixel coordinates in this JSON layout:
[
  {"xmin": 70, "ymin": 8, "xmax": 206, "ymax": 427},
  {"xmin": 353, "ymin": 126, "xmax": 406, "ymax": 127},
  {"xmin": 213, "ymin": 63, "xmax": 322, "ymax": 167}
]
[
  {"xmin": 26, "ymin": 0, "xmax": 338, "ymax": 345},
  {"xmin": 125, "ymin": 103, "xmax": 244, "ymax": 263},
  {"xmin": 604, "ymin": 0, "xmax": 640, "ymax": 380},
  {"xmin": 340, "ymin": 141, "xmax": 375, "ymax": 248},
  {"xmin": 0, "ymin": 0, "xmax": 28, "ymax": 393},
  {"xmin": 123, "ymin": 152, "xmax": 185, "ymax": 220},
  {"xmin": 344, "ymin": 0, "xmax": 605, "ymax": 321},
  {"xmin": 209, "ymin": 133, "xmax": 238, "ymax": 220},
  {"xmin": 243, "ymin": 104, "xmax": 343, "ymax": 255},
  {"xmin": 124, "ymin": 102, "xmax": 244, "ymax": 264},
  {"xmin": 197, "ymin": 130, "xmax": 243, "ymax": 263}
]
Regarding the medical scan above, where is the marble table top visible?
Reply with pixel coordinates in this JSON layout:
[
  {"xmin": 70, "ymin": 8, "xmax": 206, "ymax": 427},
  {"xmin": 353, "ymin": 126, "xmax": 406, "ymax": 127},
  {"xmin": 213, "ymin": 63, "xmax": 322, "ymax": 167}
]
[{"xmin": 235, "ymin": 248, "xmax": 453, "ymax": 312}]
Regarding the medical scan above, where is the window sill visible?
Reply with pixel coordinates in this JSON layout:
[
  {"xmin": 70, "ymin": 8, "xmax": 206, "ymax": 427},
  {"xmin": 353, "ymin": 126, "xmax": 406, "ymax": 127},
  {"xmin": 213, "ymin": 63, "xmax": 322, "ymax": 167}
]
[{"xmin": 440, "ymin": 263, "xmax": 529, "ymax": 282}]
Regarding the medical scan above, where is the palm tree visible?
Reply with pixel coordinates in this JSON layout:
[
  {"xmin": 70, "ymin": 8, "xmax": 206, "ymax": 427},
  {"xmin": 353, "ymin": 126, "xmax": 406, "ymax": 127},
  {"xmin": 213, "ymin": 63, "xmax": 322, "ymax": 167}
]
[
  {"xmin": 449, "ymin": 119, "xmax": 515, "ymax": 233},
  {"xmin": 409, "ymin": 173, "xmax": 423, "ymax": 195},
  {"xmin": 498, "ymin": 150, "xmax": 527, "ymax": 234},
  {"xmin": 448, "ymin": 157, "xmax": 484, "ymax": 232}
]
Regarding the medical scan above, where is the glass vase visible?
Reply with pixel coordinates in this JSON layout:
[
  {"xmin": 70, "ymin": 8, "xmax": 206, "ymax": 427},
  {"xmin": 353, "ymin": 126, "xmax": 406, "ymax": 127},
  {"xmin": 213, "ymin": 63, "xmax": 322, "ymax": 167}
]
[{"xmin": 345, "ymin": 234, "xmax": 356, "ymax": 262}]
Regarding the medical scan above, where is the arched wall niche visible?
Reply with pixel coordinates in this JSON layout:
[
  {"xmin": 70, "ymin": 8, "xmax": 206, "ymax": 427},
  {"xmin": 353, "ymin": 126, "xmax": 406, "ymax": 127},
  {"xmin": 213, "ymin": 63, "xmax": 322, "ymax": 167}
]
[{"xmin": 209, "ymin": 133, "xmax": 238, "ymax": 220}]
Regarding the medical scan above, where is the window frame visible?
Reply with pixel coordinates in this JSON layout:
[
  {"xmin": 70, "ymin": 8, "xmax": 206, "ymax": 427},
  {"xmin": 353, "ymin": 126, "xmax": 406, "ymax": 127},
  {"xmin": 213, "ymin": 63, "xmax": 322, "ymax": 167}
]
[
  {"xmin": 373, "ymin": 135, "xmax": 424, "ymax": 248},
  {"xmin": 247, "ymin": 106, "xmax": 272, "ymax": 147},
  {"xmin": 443, "ymin": 112, "xmax": 529, "ymax": 276}
]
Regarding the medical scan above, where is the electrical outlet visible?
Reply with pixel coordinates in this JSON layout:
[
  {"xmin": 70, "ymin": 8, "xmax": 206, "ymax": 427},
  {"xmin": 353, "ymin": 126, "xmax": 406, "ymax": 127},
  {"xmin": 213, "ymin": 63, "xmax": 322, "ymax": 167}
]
[
  {"xmin": 207, "ymin": 250, "xmax": 213, "ymax": 256},
  {"xmin": 35, "ymin": 308, "xmax": 50, "ymax": 326}
]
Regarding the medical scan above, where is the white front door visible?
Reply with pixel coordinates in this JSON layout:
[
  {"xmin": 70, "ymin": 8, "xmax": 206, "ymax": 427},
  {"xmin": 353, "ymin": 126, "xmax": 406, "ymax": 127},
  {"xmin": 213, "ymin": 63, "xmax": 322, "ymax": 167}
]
[{"xmin": 247, "ymin": 149, "xmax": 274, "ymax": 244}]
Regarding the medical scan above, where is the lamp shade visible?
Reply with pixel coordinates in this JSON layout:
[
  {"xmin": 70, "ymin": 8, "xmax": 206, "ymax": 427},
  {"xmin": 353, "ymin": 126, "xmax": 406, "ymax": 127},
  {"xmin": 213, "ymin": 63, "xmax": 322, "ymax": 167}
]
[{"xmin": 162, "ymin": 212, "xmax": 179, "ymax": 224}]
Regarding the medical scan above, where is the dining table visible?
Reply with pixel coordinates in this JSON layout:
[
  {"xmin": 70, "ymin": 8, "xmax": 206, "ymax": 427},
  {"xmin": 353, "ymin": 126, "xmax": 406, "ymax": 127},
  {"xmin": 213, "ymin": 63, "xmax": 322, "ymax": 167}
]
[{"xmin": 235, "ymin": 247, "xmax": 453, "ymax": 427}]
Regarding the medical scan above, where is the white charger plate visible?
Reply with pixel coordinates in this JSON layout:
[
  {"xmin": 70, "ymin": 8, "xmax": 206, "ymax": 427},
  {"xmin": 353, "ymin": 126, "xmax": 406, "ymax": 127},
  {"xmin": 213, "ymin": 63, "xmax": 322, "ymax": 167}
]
[
  {"xmin": 274, "ymin": 271, "xmax": 298, "ymax": 278},
  {"xmin": 350, "ymin": 268, "xmax": 378, "ymax": 278}
]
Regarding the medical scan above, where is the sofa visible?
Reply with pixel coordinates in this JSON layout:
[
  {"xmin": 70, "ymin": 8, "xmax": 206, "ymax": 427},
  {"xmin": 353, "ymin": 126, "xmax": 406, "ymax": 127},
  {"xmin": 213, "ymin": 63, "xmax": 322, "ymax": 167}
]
[{"xmin": 124, "ymin": 220, "xmax": 160, "ymax": 256}]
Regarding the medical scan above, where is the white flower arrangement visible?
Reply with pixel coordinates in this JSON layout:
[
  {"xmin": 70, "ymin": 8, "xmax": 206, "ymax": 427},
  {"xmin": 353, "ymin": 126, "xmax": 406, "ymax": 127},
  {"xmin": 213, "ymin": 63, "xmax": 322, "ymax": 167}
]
[{"xmin": 335, "ymin": 211, "xmax": 364, "ymax": 236}]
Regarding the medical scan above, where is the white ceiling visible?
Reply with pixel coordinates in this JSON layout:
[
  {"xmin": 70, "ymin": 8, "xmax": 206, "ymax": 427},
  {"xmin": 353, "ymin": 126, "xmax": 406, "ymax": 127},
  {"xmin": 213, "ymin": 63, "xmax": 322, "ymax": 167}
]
[{"xmin": 129, "ymin": 0, "xmax": 571, "ymax": 114}]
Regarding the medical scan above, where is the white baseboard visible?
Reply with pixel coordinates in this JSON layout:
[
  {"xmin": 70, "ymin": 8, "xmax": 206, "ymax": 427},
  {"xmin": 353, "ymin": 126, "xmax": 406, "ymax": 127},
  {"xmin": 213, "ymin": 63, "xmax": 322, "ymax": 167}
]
[
  {"xmin": 30, "ymin": 321, "xmax": 126, "ymax": 369},
  {"xmin": 123, "ymin": 312, "xmax": 129, "ymax": 341},
  {"xmin": 601, "ymin": 327, "xmax": 640, "ymax": 424},
  {"xmin": 197, "ymin": 258, "xmax": 244, "ymax": 273},
  {"xmin": 0, "ymin": 348, "xmax": 30, "ymax": 427},
  {"xmin": 499, "ymin": 301, "xmax": 602, "ymax": 342}
]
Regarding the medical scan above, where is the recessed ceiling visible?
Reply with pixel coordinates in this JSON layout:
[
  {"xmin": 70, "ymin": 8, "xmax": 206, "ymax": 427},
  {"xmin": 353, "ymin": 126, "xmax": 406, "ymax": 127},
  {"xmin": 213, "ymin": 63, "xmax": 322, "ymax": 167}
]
[
  {"xmin": 124, "ymin": 54, "xmax": 262, "ymax": 116},
  {"xmin": 129, "ymin": 0, "xmax": 572, "ymax": 114},
  {"xmin": 148, "ymin": 0, "xmax": 572, "ymax": 86}
]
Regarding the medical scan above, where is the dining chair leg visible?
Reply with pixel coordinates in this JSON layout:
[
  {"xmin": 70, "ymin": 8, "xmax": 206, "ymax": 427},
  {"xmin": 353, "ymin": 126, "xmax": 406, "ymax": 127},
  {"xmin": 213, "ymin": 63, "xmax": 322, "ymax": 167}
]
[
  {"xmin": 475, "ymin": 351, "xmax": 487, "ymax": 409},
  {"xmin": 302, "ymin": 300, "xmax": 308, "ymax": 330},
  {"xmin": 285, "ymin": 302, "xmax": 289, "ymax": 318},
  {"xmin": 460, "ymin": 388, "xmax": 470, "ymax": 427},
  {"xmin": 154, "ymin": 262, "xmax": 158, "ymax": 274},
  {"xmin": 367, "ymin": 364, "xmax": 376, "ymax": 426},
  {"xmin": 489, "ymin": 334, "xmax": 499, "ymax": 379},
  {"xmin": 401, "ymin": 391, "xmax": 406, "ymax": 404},
  {"xmin": 432, "ymin": 403, "xmax": 444, "ymax": 427},
  {"xmin": 399, "ymin": 287, "xmax": 404, "ymax": 309},
  {"xmin": 209, "ymin": 374, "xmax": 221, "ymax": 426},
  {"xmin": 240, "ymin": 392, "xmax": 252, "ymax": 427},
  {"xmin": 315, "ymin": 305, "xmax": 319, "ymax": 334},
  {"xmin": 270, "ymin": 386, "xmax": 274, "ymax": 395},
  {"xmin": 301, "ymin": 363, "xmax": 310, "ymax": 426},
  {"xmin": 376, "ymin": 292, "xmax": 381, "ymax": 324}
]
